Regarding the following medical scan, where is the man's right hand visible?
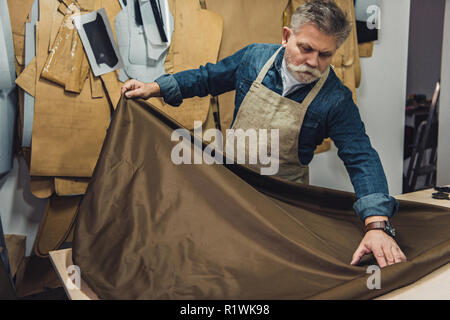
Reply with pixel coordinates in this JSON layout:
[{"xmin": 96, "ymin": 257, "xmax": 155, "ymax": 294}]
[{"xmin": 121, "ymin": 79, "xmax": 161, "ymax": 99}]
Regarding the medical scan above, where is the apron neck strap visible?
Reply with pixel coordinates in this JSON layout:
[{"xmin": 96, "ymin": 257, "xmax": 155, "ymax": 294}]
[
  {"xmin": 255, "ymin": 47, "xmax": 283, "ymax": 84},
  {"xmin": 299, "ymin": 66, "xmax": 330, "ymax": 107},
  {"xmin": 254, "ymin": 47, "xmax": 330, "ymax": 101}
]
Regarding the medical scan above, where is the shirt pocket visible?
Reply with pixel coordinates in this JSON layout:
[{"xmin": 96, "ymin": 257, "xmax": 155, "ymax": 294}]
[
  {"xmin": 236, "ymin": 78, "xmax": 253, "ymax": 106},
  {"xmin": 300, "ymin": 111, "xmax": 322, "ymax": 145}
]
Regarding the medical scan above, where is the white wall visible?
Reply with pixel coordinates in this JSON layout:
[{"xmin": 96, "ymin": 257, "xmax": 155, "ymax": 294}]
[
  {"xmin": 0, "ymin": 156, "xmax": 47, "ymax": 256},
  {"xmin": 310, "ymin": 0, "xmax": 411, "ymax": 197},
  {"xmin": 437, "ymin": 0, "xmax": 450, "ymax": 186},
  {"xmin": 406, "ymin": 0, "xmax": 445, "ymax": 99}
]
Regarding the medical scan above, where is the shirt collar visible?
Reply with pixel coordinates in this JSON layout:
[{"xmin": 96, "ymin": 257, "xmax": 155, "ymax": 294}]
[
  {"xmin": 281, "ymin": 57, "xmax": 306, "ymax": 97},
  {"xmin": 274, "ymin": 47, "xmax": 323, "ymax": 97}
]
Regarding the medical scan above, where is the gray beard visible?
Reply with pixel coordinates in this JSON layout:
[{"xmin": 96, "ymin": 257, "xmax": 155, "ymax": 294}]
[
  {"xmin": 283, "ymin": 50, "xmax": 323, "ymax": 83},
  {"xmin": 286, "ymin": 63, "xmax": 322, "ymax": 84}
]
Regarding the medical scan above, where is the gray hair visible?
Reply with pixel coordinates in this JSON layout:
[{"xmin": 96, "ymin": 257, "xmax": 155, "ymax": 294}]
[{"xmin": 290, "ymin": 0, "xmax": 352, "ymax": 48}]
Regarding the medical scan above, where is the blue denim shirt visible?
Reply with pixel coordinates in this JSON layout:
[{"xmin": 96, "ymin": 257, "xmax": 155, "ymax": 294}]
[{"xmin": 155, "ymin": 43, "xmax": 399, "ymax": 221}]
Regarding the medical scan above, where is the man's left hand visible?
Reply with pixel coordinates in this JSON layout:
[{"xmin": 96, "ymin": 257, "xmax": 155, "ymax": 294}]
[{"xmin": 351, "ymin": 217, "xmax": 407, "ymax": 268}]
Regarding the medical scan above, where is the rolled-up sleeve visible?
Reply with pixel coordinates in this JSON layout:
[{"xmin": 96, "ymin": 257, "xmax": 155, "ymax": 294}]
[
  {"xmin": 155, "ymin": 74, "xmax": 184, "ymax": 106},
  {"xmin": 154, "ymin": 45, "xmax": 250, "ymax": 107},
  {"xmin": 328, "ymin": 90, "xmax": 399, "ymax": 221},
  {"xmin": 353, "ymin": 193, "xmax": 399, "ymax": 221}
]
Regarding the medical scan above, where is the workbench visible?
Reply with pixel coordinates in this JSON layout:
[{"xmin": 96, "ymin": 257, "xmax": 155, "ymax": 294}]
[{"xmin": 49, "ymin": 187, "xmax": 450, "ymax": 300}]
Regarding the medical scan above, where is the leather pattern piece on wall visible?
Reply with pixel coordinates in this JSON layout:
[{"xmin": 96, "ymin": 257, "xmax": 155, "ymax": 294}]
[
  {"xmin": 359, "ymin": 41, "xmax": 374, "ymax": 58},
  {"xmin": 54, "ymin": 177, "xmax": 89, "ymax": 196},
  {"xmin": 30, "ymin": 0, "xmax": 111, "ymax": 177},
  {"xmin": 41, "ymin": 7, "xmax": 90, "ymax": 92},
  {"xmin": 73, "ymin": 97, "xmax": 450, "ymax": 299},
  {"xmin": 205, "ymin": 0, "xmax": 289, "ymax": 132},
  {"xmin": 11, "ymin": 0, "xmax": 219, "ymax": 257},
  {"xmin": 147, "ymin": 0, "xmax": 223, "ymax": 130},
  {"xmin": 116, "ymin": 0, "xmax": 174, "ymax": 83},
  {"xmin": 20, "ymin": 0, "xmax": 39, "ymax": 149},
  {"xmin": 6, "ymin": 0, "xmax": 35, "ymax": 76},
  {"xmin": 29, "ymin": 176, "xmax": 55, "ymax": 199}
]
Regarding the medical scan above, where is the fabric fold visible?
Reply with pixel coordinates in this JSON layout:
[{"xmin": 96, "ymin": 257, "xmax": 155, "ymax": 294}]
[{"xmin": 73, "ymin": 96, "xmax": 450, "ymax": 300}]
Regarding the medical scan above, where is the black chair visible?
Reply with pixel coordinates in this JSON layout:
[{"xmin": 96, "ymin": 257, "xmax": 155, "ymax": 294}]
[{"xmin": 404, "ymin": 82, "xmax": 440, "ymax": 193}]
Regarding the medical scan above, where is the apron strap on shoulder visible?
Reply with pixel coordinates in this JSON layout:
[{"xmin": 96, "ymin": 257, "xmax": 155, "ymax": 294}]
[{"xmin": 255, "ymin": 47, "xmax": 283, "ymax": 84}]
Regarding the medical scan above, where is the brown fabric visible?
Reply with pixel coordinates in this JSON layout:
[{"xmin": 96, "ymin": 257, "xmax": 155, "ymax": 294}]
[
  {"xmin": 65, "ymin": 222, "xmax": 75, "ymax": 243},
  {"xmin": 73, "ymin": 97, "xmax": 450, "ymax": 299}
]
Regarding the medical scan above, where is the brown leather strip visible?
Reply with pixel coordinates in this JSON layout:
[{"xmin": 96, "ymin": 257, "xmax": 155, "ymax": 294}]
[{"xmin": 365, "ymin": 221, "xmax": 386, "ymax": 233}]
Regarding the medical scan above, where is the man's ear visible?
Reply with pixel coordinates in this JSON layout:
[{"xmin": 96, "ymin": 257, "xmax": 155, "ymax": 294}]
[{"xmin": 282, "ymin": 27, "xmax": 291, "ymax": 47}]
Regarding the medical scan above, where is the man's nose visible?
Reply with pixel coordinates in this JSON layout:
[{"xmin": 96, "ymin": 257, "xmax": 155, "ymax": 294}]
[{"xmin": 306, "ymin": 51, "xmax": 319, "ymax": 68}]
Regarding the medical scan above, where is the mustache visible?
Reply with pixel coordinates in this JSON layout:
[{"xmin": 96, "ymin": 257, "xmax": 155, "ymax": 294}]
[{"xmin": 287, "ymin": 63, "xmax": 322, "ymax": 78}]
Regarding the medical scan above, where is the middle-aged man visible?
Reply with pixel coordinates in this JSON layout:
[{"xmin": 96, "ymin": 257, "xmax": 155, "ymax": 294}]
[{"xmin": 121, "ymin": 0, "xmax": 407, "ymax": 268}]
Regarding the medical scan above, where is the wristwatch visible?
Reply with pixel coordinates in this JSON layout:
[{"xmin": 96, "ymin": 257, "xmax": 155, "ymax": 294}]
[{"xmin": 365, "ymin": 220, "xmax": 396, "ymax": 238}]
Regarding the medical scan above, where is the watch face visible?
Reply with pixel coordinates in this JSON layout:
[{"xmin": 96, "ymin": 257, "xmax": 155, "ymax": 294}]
[{"xmin": 384, "ymin": 221, "xmax": 396, "ymax": 237}]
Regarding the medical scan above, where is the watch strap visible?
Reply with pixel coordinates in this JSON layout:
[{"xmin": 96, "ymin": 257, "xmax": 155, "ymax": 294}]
[{"xmin": 365, "ymin": 221, "xmax": 387, "ymax": 233}]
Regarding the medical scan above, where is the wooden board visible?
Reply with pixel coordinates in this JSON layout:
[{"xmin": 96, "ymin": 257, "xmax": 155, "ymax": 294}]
[
  {"xmin": 394, "ymin": 187, "xmax": 450, "ymax": 208},
  {"xmin": 48, "ymin": 249, "xmax": 99, "ymax": 300},
  {"xmin": 376, "ymin": 263, "xmax": 450, "ymax": 300}
]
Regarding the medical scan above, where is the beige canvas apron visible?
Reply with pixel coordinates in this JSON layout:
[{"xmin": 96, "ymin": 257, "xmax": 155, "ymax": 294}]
[{"xmin": 231, "ymin": 47, "xmax": 329, "ymax": 183}]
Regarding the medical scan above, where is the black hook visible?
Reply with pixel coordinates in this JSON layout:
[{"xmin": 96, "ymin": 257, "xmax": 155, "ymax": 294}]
[{"xmin": 432, "ymin": 192, "xmax": 450, "ymax": 200}]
